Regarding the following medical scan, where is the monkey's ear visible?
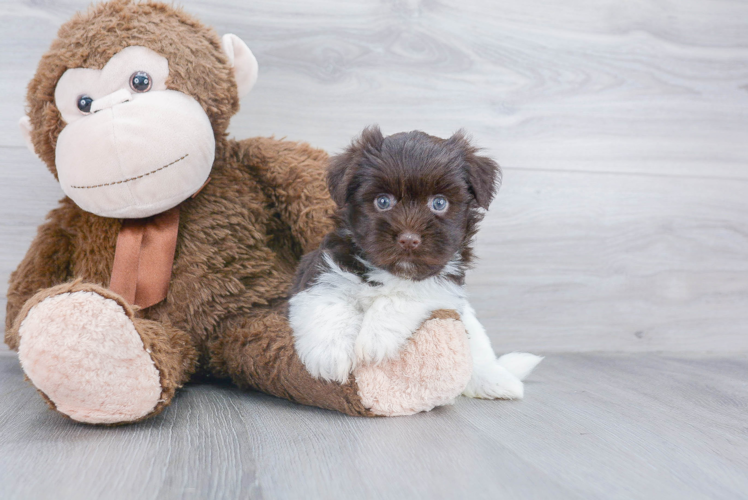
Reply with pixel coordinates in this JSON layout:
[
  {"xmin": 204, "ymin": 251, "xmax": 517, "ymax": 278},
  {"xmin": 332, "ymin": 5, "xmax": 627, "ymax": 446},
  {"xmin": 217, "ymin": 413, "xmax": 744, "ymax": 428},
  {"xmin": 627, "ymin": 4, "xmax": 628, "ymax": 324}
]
[
  {"xmin": 221, "ymin": 34, "xmax": 259, "ymax": 98},
  {"xmin": 19, "ymin": 116, "xmax": 36, "ymax": 155},
  {"xmin": 448, "ymin": 131, "xmax": 501, "ymax": 209}
]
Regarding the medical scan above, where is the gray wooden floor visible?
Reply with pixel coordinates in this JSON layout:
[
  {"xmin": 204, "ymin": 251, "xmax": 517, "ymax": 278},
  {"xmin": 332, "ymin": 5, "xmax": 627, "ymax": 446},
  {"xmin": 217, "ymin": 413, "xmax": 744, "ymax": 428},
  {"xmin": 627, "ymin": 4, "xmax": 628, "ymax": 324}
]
[
  {"xmin": 2, "ymin": 0, "xmax": 748, "ymax": 498},
  {"xmin": 1, "ymin": 352, "xmax": 747, "ymax": 500}
]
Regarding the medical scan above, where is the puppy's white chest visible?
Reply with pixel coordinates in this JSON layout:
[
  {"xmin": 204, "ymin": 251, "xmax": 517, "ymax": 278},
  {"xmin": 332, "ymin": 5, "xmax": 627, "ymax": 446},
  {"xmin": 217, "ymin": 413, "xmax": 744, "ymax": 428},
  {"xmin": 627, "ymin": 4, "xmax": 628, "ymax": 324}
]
[
  {"xmin": 356, "ymin": 280, "xmax": 452, "ymax": 311},
  {"xmin": 354, "ymin": 276, "xmax": 462, "ymax": 313}
]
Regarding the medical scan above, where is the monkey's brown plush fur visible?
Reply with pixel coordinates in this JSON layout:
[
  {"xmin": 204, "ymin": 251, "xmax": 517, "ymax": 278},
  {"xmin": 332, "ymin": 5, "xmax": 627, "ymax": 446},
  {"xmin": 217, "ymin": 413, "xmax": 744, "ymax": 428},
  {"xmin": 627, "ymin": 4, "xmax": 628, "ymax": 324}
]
[
  {"xmin": 7, "ymin": 0, "xmax": 471, "ymax": 423},
  {"xmin": 7, "ymin": 133, "xmax": 378, "ymax": 418}
]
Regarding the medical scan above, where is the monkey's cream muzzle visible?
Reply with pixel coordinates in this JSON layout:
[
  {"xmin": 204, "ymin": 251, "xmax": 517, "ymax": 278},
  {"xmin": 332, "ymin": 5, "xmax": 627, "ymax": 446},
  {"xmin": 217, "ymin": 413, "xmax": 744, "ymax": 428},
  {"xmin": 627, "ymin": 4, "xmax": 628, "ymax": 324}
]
[{"xmin": 56, "ymin": 89, "xmax": 215, "ymax": 218}]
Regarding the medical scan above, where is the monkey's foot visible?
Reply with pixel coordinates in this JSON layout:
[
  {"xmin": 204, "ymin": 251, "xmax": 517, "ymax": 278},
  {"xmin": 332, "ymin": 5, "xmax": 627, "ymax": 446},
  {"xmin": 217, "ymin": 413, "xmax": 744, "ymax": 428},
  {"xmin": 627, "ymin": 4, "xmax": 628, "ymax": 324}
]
[
  {"xmin": 354, "ymin": 310, "xmax": 472, "ymax": 416},
  {"xmin": 17, "ymin": 283, "xmax": 162, "ymax": 424}
]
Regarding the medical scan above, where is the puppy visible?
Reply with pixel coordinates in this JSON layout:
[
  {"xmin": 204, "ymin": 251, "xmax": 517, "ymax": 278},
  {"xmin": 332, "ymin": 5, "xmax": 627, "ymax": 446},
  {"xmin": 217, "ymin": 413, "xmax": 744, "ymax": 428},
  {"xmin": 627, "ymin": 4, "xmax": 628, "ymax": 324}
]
[{"xmin": 289, "ymin": 126, "xmax": 542, "ymax": 399}]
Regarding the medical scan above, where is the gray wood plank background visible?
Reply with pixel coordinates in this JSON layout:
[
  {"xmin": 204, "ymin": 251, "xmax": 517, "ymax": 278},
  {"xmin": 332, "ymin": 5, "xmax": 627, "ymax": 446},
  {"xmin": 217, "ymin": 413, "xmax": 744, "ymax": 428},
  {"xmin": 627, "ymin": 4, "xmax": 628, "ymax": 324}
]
[{"xmin": 3, "ymin": 0, "xmax": 747, "ymax": 353}]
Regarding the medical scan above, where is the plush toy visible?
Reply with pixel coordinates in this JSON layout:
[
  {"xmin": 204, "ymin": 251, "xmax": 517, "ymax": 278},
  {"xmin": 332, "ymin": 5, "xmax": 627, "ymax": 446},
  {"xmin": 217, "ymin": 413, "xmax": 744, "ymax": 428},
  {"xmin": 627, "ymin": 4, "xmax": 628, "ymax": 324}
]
[{"xmin": 5, "ymin": 0, "xmax": 475, "ymax": 424}]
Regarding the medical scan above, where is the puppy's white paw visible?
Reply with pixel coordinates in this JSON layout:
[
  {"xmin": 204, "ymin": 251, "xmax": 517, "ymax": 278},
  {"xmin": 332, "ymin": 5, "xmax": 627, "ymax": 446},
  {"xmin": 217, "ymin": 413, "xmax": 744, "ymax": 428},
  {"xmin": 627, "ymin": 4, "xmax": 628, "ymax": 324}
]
[
  {"xmin": 355, "ymin": 323, "xmax": 409, "ymax": 365},
  {"xmin": 463, "ymin": 361, "xmax": 525, "ymax": 399},
  {"xmin": 298, "ymin": 340, "xmax": 356, "ymax": 384},
  {"xmin": 289, "ymin": 287, "xmax": 362, "ymax": 384},
  {"xmin": 497, "ymin": 352, "xmax": 543, "ymax": 381}
]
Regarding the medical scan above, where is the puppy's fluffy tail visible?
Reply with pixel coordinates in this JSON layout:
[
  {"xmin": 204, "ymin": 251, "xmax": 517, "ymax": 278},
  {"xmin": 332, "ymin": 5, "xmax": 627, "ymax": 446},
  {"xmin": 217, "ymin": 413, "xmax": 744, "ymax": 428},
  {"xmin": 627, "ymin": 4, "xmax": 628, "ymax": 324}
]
[{"xmin": 497, "ymin": 352, "xmax": 543, "ymax": 381}]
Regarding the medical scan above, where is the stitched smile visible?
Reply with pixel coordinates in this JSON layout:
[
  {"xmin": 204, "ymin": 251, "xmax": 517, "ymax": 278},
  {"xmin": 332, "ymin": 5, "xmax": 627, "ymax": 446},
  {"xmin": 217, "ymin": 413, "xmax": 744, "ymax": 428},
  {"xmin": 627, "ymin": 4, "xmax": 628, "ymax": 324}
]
[{"xmin": 70, "ymin": 154, "xmax": 189, "ymax": 189}]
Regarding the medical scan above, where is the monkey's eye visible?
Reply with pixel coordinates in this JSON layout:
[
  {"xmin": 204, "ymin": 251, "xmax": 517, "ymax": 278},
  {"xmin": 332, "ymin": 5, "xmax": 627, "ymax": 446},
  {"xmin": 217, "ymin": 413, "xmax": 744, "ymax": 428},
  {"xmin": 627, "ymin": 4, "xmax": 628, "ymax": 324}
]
[
  {"xmin": 129, "ymin": 71, "xmax": 152, "ymax": 93},
  {"xmin": 76, "ymin": 95, "xmax": 93, "ymax": 114},
  {"xmin": 429, "ymin": 195, "xmax": 449, "ymax": 213},
  {"xmin": 374, "ymin": 194, "xmax": 396, "ymax": 211}
]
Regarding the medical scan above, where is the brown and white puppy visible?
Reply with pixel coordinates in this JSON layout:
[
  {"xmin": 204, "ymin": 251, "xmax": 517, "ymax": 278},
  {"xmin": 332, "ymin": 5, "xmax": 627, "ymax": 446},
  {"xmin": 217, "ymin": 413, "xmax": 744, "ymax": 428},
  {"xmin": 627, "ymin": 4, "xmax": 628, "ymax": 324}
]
[{"xmin": 289, "ymin": 126, "xmax": 541, "ymax": 398}]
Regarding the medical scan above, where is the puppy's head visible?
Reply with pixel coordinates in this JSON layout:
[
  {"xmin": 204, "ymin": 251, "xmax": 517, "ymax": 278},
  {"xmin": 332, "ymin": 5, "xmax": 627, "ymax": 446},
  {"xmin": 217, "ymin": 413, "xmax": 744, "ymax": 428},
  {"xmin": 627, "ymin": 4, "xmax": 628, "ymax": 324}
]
[{"xmin": 328, "ymin": 126, "xmax": 501, "ymax": 280}]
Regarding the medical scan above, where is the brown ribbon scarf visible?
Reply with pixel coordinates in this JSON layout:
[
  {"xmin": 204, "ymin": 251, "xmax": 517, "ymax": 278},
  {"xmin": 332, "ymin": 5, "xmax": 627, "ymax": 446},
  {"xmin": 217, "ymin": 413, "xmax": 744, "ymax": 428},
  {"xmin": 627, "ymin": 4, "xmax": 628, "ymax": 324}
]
[
  {"xmin": 109, "ymin": 178, "xmax": 210, "ymax": 309},
  {"xmin": 109, "ymin": 206, "xmax": 181, "ymax": 309}
]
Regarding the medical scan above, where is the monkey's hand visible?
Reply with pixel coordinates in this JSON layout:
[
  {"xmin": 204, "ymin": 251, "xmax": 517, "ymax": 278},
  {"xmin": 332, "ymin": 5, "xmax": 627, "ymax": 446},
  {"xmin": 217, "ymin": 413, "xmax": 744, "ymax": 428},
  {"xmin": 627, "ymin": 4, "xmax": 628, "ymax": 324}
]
[
  {"xmin": 237, "ymin": 137, "xmax": 336, "ymax": 254},
  {"xmin": 5, "ymin": 210, "xmax": 73, "ymax": 350}
]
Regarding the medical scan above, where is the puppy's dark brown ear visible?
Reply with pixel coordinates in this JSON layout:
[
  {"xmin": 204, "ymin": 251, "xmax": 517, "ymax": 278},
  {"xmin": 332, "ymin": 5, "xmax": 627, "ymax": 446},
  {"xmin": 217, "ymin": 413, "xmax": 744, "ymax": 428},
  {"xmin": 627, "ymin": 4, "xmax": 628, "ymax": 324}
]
[
  {"xmin": 326, "ymin": 154, "xmax": 353, "ymax": 207},
  {"xmin": 448, "ymin": 131, "xmax": 501, "ymax": 209},
  {"xmin": 465, "ymin": 151, "xmax": 501, "ymax": 209},
  {"xmin": 327, "ymin": 125, "xmax": 385, "ymax": 207}
]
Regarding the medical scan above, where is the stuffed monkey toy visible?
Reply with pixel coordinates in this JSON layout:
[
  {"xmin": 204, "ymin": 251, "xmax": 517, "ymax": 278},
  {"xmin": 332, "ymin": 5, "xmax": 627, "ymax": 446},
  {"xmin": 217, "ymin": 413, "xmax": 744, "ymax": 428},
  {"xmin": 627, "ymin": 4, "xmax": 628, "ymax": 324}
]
[{"xmin": 5, "ymin": 0, "xmax": 473, "ymax": 424}]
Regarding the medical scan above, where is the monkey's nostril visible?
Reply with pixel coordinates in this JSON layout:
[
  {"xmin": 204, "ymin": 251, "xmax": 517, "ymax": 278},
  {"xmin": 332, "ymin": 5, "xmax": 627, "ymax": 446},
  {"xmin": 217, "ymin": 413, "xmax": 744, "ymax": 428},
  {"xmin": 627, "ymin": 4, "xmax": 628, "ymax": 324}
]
[{"xmin": 398, "ymin": 232, "xmax": 421, "ymax": 250}]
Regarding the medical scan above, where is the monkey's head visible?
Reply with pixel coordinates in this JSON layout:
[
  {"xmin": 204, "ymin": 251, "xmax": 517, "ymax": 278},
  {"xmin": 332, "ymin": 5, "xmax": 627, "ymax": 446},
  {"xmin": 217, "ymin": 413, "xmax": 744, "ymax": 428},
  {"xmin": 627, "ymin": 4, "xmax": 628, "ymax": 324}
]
[{"xmin": 20, "ymin": 0, "xmax": 258, "ymax": 218}]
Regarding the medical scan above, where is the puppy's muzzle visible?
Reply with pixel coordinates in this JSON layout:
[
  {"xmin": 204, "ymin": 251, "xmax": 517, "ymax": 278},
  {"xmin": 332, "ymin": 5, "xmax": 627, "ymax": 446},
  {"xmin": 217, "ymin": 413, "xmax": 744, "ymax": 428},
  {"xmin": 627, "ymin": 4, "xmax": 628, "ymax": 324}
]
[{"xmin": 398, "ymin": 232, "xmax": 421, "ymax": 251}]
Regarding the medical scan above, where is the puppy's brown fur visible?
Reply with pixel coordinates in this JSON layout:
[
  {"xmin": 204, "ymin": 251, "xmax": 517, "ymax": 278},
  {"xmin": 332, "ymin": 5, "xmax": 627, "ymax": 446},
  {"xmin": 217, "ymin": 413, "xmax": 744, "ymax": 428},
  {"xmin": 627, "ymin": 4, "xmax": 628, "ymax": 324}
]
[{"xmin": 292, "ymin": 126, "xmax": 501, "ymax": 294}]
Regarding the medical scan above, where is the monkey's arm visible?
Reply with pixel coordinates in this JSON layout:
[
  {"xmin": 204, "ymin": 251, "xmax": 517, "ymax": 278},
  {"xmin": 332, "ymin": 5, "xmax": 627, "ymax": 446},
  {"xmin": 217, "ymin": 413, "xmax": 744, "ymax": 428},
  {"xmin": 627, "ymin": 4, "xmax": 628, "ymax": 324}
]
[
  {"xmin": 5, "ymin": 214, "xmax": 73, "ymax": 350},
  {"xmin": 214, "ymin": 305, "xmax": 472, "ymax": 417},
  {"xmin": 235, "ymin": 137, "xmax": 336, "ymax": 254}
]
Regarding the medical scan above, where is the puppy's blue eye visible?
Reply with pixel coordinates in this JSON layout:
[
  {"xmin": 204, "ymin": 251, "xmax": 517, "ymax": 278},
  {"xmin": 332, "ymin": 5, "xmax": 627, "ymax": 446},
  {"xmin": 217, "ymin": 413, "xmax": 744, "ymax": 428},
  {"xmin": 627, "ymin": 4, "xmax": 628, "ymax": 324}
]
[
  {"xmin": 430, "ymin": 195, "xmax": 449, "ymax": 213},
  {"xmin": 375, "ymin": 194, "xmax": 395, "ymax": 211},
  {"xmin": 77, "ymin": 95, "xmax": 93, "ymax": 114}
]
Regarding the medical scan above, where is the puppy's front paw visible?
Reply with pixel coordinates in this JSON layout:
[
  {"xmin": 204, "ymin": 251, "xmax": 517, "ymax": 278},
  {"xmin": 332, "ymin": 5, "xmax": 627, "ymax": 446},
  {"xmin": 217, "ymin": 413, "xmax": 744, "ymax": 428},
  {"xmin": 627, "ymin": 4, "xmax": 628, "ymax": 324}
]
[
  {"xmin": 463, "ymin": 361, "xmax": 525, "ymax": 399},
  {"xmin": 355, "ymin": 323, "xmax": 409, "ymax": 365},
  {"xmin": 297, "ymin": 340, "xmax": 356, "ymax": 384}
]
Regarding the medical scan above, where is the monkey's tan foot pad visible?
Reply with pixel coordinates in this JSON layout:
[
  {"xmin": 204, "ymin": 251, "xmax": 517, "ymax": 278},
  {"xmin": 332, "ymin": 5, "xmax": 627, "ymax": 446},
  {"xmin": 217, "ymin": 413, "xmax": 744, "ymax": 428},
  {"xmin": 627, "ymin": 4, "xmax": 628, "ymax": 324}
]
[
  {"xmin": 354, "ymin": 311, "xmax": 472, "ymax": 416},
  {"xmin": 17, "ymin": 288, "xmax": 162, "ymax": 424}
]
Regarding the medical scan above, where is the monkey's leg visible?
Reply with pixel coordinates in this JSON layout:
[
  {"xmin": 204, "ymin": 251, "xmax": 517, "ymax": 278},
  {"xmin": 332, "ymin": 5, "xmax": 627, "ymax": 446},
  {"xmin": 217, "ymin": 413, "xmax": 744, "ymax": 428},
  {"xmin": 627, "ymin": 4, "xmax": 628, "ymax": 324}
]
[
  {"xmin": 12, "ymin": 282, "xmax": 198, "ymax": 425},
  {"xmin": 211, "ymin": 306, "xmax": 472, "ymax": 417}
]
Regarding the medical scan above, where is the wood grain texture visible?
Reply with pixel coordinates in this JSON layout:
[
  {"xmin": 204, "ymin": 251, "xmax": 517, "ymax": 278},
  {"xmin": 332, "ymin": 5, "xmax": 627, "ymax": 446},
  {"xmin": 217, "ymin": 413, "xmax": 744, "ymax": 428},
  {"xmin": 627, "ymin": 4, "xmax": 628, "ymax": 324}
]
[
  {"xmin": 1, "ymin": 0, "xmax": 747, "ymax": 352},
  {"xmin": 470, "ymin": 169, "xmax": 748, "ymax": 352},
  {"xmin": 1, "ymin": 352, "xmax": 747, "ymax": 499}
]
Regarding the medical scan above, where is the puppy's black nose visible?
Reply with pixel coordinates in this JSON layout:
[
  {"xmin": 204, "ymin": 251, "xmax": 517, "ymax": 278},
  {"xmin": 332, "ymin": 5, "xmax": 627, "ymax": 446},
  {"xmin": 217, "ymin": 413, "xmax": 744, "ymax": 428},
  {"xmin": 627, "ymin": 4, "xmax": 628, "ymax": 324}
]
[{"xmin": 398, "ymin": 232, "xmax": 421, "ymax": 251}]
